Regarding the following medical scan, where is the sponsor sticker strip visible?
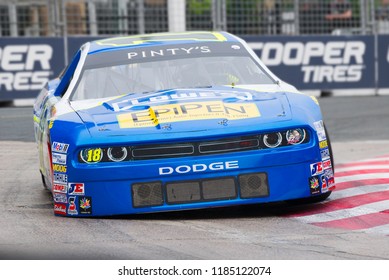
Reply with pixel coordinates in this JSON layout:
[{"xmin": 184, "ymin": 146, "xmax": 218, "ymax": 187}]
[
  {"xmin": 68, "ymin": 196, "xmax": 78, "ymax": 215},
  {"xmin": 54, "ymin": 203, "xmax": 66, "ymax": 215},
  {"xmin": 68, "ymin": 183, "xmax": 85, "ymax": 196},
  {"xmin": 313, "ymin": 120, "xmax": 327, "ymax": 141},
  {"xmin": 53, "ymin": 193, "xmax": 67, "ymax": 204},
  {"xmin": 52, "ymin": 164, "xmax": 67, "ymax": 173},
  {"xmin": 53, "ymin": 183, "xmax": 67, "ymax": 193},
  {"xmin": 79, "ymin": 197, "xmax": 92, "ymax": 215},
  {"xmin": 321, "ymin": 148, "xmax": 330, "ymax": 160},
  {"xmin": 53, "ymin": 173, "xmax": 68, "ymax": 184},
  {"xmin": 52, "ymin": 142, "xmax": 69, "ymax": 154},
  {"xmin": 319, "ymin": 140, "xmax": 328, "ymax": 149},
  {"xmin": 53, "ymin": 183, "xmax": 91, "ymax": 216},
  {"xmin": 52, "ymin": 153, "xmax": 67, "ymax": 165}
]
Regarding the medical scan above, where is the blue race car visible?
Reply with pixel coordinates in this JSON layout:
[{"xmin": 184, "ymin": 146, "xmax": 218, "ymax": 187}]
[{"xmin": 33, "ymin": 31, "xmax": 335, "ymax": 217}]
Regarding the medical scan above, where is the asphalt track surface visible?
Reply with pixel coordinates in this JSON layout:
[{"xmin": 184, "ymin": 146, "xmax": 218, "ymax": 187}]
[{"xmin": 1, "ymin": 96, "xmax": 389, "ymax": 259}]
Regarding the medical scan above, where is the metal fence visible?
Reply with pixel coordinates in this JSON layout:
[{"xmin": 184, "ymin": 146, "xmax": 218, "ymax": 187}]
[{"xmin": 0, "ymin": 0, "xmax": 388, "ymax": 37}]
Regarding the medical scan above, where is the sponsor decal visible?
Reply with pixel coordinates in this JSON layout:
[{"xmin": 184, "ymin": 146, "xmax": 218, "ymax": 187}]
[
  {"xmin": 328, "ymin": 177, "xmax": 335, "ymax": 188},
  {"xmin": 48, "ymin": 120, "xmax": 54, "ymax": 129},
  {"xmin": 52, "ymin": 164, "xmax": 67, "ymax": 173},
  {"xmin": 52, "ymin": 152, "xmax": 67, "ymax": 165},
  {"xmin": 127, "ymin": 46, "xmax": 211, "ymax": 60},
  {"xmin": 68, "ymin": 183, "xmax": 85, "ymax": 195},
  {"xmin": 81, "ymin": 148, "xmax": 103, "ymax": 163},
  {"xmin": 53, "ymin": 173, "xmax": 68, "ymax": 184},
  {"xmin": 249, "ymin": 41, "xmax": 365, "ymax": 83},
  {"xmin": 313, "ymin": 120, "xmax": 324, "ymax": 130},
  {"xmin": 117, "ymin": 101, "xmax": 260, "ymax": 128},
  {"xmin": 53, "ymin": 183, "xmax": 67, "ymax": 193},
  {"xmin": 79, "ymin": 197, "xmax": 92, "ymax": 215},
  {"xmin": 53, "ymin": 193, "xmax": 67, "ymax": 203},
  {"xmin": 67, "ymin": 196, "xmax": 78, "ymax": 215},
  {"xmin": 159, "ymin": 161, "xmax": 239, "ymax": 175},
  {"xmin": 310, "ymin": 162, "xmax": 323, "ymax": 176},
  {"xmin": 309, "ymin": 176, "xmax": 321, "ymax": 195},
  {"xmin": 324, "ymin": 168, "xmax": 334, "ymax": 178},
  {"xmin": 323, "ymin": 159, "xmax": 332, "ymax": 170},
  {"xmin": 313, "ymin": 120, "xmax": 327, "ymax": 141},
  {"xmin": 319, "ymin": 140, "xmax": 328, "ymax": 149},
  {"xmin": 0, "ymin": 44, "xmax": 53, "ymax": 91},
  {"xmin": 112, "ymin": 90, "xmax": 254, "ymax": 111},
  {"xmin": 52, "ymin": 142, "xmax": 69, "ymax": 154},
  {"xmin": 321, "ymin": 148, "xmax": 330, "ymax": 160},
  {"xmin": 218, "ymin": 119, "xmax": 228, "ymax": 126},
  {"xmin": 54, "ymin": 203, "xmax": 66, "ymax": 215},
  {"xmin": 324, "ymin": 169, "xmax": 335, "ymax": 188},
  {"xmin": 321, "ymin": 174, "xmax": 329, "ymax": 193},
  {"xmin": 317, "ymin": 130, "xmax": 326, "ymax": 141}
]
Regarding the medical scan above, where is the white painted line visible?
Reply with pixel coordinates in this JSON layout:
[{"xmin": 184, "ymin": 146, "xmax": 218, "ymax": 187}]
[
  {"xmin": 331, "ymin": 184, "xmax": 389, "ymax": 200},
  {"xmin": 335, "ymin": 173, "xmax": 389, "ymax": 183},
  {"xmin": 357, "ymin": 223, "xmax": 389, "ymax": 235},
  {"xmin": 295, "ymin": 200, "xmax": 389, "ymax": 223},
  {"xmin": 346, "ymin": 157, "xmax": 389, "ymax": 164},
  {"xmin": 336, "ymin": 165, "xmax": 389, "ymax": 173}
]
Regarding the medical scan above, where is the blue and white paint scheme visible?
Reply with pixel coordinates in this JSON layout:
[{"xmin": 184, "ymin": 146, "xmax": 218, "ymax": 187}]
[{"xmin": 33, "ymin": 31, "xmax": 335, "ymax": 217}]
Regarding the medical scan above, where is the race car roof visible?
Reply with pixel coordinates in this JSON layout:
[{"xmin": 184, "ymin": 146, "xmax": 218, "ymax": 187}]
[{"xmin": 88, "ymin": 31, "xmax": 240, "ymax": 54}]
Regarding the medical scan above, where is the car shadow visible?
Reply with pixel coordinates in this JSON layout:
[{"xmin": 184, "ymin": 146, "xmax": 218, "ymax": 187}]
[{"xmin": 102, "ymin": 200, "xmax": 322, "ymax": 221}]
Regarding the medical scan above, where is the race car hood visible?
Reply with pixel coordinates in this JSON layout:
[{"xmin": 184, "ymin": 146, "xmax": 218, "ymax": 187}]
[{"xmin": 71, "ymin": 86, "xmax": 294, "ymax": 140}]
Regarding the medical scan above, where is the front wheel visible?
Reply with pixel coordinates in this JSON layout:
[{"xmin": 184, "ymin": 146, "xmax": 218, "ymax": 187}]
[{"xmin": 40, "ymin": 171, "xmax": 49, "ymax": 190}]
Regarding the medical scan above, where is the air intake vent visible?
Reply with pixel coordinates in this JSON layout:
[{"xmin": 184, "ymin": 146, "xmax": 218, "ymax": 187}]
[
  {"xmin": 239, "ymin": 173, "xmax": 269, "ymax": 198},
  {"xmin": 132, "ymin": 144, "xmax": 194, "ymax": 159},
  {"xmin": 199, "ymin": 138, "xmax": 259, "ymax": 154},
  {"xmin": 132, "ymin": 182, "xmax": 164, "ymax": 207}
]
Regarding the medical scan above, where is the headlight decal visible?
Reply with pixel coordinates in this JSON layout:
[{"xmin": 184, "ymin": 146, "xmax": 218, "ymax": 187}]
[
  {"xmin": 286, "ymin": 128, "xmax": 306, "ymax": 145},
  {"xmin": 80, "ymin": 148, "xmax": 103, "ymax": 163}
]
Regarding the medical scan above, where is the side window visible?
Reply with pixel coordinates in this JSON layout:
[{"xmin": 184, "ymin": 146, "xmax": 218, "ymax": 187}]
[{"xmin": 54, "ymin": 50, "xmax": 82, "ymax": 97}]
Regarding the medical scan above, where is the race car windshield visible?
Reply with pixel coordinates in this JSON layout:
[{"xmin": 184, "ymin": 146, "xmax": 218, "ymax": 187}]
[{"xmin": 72, "ymin": 44, "xmax": 274, "ymax": 100}]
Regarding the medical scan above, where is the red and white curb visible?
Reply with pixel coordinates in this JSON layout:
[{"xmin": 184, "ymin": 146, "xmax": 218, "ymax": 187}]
[{"xmin": 289, "ymin": 156, "xmax": 389, "ymax": 234}]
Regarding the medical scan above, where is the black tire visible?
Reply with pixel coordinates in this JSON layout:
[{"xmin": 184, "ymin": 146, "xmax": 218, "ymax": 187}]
[{"xmin": 40, "ymin": 171, "xmax": 49, "ymax": 190}]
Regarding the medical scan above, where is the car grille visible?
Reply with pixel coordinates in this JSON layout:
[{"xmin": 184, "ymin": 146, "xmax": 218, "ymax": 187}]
[
  {"xmin": 78, "ymin": 128, "xmax": 310, "ymax": 163},
  {"xmin": 131, "ymin": 136, "xmax": 260, "ymax": 160},
  {"xmin": 132, "ymin": 145, "xmax": 195, "ymax": 159}
]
